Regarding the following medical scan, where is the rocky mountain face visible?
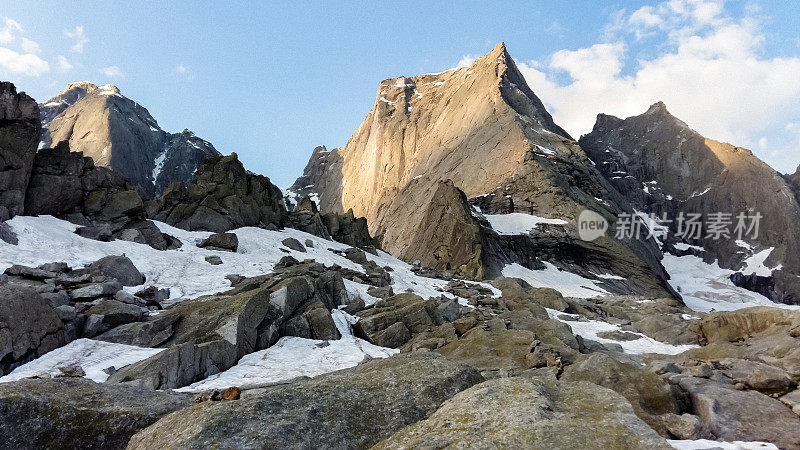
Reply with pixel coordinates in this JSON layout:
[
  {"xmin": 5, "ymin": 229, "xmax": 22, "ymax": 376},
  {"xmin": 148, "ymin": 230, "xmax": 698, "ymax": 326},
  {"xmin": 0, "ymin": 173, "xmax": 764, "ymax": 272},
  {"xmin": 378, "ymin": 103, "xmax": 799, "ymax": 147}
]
[
  {"xmin": 0, "ymin": 82, "xmax": 40, "ymax": 221},
  {"xmin": 580, "ymin": 103, "xmax": 800, "ymax": 303},
  {"xmin": 292, "ymin": 43, "xmax": 674, "ymax": 297},
  {"xmin": 40, "ymin": 82, "xmax": 218, "ymax": 198}
]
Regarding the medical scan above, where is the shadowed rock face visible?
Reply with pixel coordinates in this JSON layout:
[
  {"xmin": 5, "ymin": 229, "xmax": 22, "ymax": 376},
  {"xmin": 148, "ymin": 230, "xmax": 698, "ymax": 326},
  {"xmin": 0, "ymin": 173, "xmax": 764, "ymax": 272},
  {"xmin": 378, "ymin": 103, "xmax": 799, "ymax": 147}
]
[
  {"xmin": 580, "ymin": 103, "xmax": 800, "ymax": 303},
  {"xmin": 150, "ymin": 153, "xmax": 289, "ymax": 232},
  {"xmin": 0, "ymin": 82, "xmax": 40, "ymax": 221},
  {"xmin": 290, "ymin": 43, "xmax": 674, "ymax": 297},
  {"xmin": 40, "ymin": 82, "xmax": 218, "ymax": 198}
]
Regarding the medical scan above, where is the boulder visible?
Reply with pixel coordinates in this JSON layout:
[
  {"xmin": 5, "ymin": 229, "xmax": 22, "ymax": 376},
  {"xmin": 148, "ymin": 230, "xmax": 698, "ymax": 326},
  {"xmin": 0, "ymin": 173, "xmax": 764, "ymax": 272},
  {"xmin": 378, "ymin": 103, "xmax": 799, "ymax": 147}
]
[
  {"xmin": 491, "ymin": 277, "xmax": 569, "ymax": 311},
  {"xmin": 127, "ymin": 354, "xmax": 483, "ymax": 449},
  {"xmin": 280, "ymin": 237, "xmax": 306, "ymax": 252},
  {"xmin": 0, "ymin": 377, "xmax": 192, "ymax": 450},
  {"xmin": 86, "ymin": 255, "xmax": 145, "ymax": 286},
  {"xmin": 673, "ymin": 375, "xmax": 800, "ymax": 448},
  {"xmin": 354, "ymin": 293, "xmax": 444, "ymax": 345},
  {"xmin": 68, "ymin": 281, "xmax": 123, "ymax": 299},
  {"xmin": 0, "ymin": 82, "xmax": 41, "ymax": 220},
  {"xmin": 107, "ymin": 267, "xmax": 349, "ymax": 389},
  {"xmin": 0, "ymin": 285, "xmax": 67, "ymax": 375},
  {"xmin": 204, "ymin": 255, "xmax": 222, "ymax": 265},
  {"xmin": 85, "ymin": 299, "xmax": 143, "ymax": 327},
  {"xmin": 198, "ymin": 232, "xmax": 238, "ymax": 252},
  {"xmin": 373, "ymin": 377, "xmax": 672, "ymax": 449},
  {"xmin": 561, "ymin": 353, "xmax": 678, "ymax": 435}
]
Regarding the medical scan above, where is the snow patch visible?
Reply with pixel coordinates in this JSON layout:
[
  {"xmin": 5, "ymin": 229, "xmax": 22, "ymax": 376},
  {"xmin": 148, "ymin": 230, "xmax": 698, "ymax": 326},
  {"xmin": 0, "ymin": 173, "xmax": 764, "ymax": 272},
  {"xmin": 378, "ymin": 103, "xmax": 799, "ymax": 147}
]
[
  {"xmin": 661, "ymin": 253, "xmax": 797, "ymax": 313},
  {"xmin": 0, "ymin": 339, "xmax": 164, "ymax": 383},
  {"xmin": 547, "ymin": 309, "xmax": 697, "ymax": 355},
  {"xmin": 668, "ymin": 439, "xmax": 778, "ymax": 450},
  {"xmin": 175, "ymin": 336, "xmax": 398, "ymax": 392},
  {"xmin": 501, "ymin": 263, "xmax": 607, "ymax": 298},
  {"xmin": 0, "ymin": 215, "xmax": 485, "ymax": 305},
  {"xmin": 485, "ymin": 213, "xmax": 567, "ymax": 235}
]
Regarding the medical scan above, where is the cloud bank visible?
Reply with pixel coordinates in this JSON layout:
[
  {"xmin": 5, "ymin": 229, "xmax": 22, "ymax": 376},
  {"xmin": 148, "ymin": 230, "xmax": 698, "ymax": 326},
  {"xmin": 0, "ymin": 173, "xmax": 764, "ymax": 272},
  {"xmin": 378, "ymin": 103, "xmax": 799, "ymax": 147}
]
[{"xmin": 510, "ymin": 0, "xmax": 800, "ymax": 173}]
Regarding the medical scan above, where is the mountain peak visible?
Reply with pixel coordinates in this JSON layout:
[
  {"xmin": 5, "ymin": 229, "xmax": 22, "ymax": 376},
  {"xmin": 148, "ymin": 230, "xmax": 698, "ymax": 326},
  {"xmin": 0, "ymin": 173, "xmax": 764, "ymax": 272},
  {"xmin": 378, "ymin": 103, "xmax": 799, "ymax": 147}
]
[{"xmin": 645, "ymin": 101, "xmax": 670, "ymax": 115}]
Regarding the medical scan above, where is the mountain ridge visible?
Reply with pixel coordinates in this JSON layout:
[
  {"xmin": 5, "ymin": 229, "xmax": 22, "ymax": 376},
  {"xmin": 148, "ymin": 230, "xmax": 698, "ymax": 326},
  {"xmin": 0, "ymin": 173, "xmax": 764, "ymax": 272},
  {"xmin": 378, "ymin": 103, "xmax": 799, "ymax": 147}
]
[{"xmin": 39, "ymin": 82, "xmax": 218, "ymax": 197}]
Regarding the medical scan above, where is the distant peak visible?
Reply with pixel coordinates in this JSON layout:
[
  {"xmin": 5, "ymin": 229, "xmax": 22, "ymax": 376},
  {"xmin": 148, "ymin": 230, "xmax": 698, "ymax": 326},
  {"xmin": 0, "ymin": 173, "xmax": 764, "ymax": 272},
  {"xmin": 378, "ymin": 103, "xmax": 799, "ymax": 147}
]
[
  {"xmin": 645, "ymin": 101, "xmax": 670, "ymax": 115},
  {"xmin": 56, "ymin": 81, "xmax": 120, "ymax": 97}
]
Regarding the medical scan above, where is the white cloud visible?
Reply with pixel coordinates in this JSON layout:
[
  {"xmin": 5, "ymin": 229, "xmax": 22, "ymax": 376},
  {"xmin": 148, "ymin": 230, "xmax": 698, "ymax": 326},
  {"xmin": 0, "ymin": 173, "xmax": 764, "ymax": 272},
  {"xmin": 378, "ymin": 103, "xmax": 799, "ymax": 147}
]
[
  {"xmin": 99, "ymin": 65, "xmax": 123, "ymax": 78},
  {"xmin": 516, "ymin": 0, "xmax": 800, "ymax": 172},
  {"xmin": 64, "ymin": 25, "xmax": 88, "ymax": 53},
  {"xmin": 456, "ymin": 55, "xmax": 478, "ymax": 68},
  {"xmin": 0, "ymin": 47, "xmax": 49, "ymax": 76},
  {"xmin": 20, "ymin": 37, "xmax": 40, "ymax": 54},
  {"xmin": 172, "ymin": 64, "xmax": 193, "ymax": 82},
  {"xmin": 56, "ymin": 55, "xmax": 73, "ymax": 72},
  {"xmin": 0, "ymin": 18, "xmax": 22, "ymax": 44}
]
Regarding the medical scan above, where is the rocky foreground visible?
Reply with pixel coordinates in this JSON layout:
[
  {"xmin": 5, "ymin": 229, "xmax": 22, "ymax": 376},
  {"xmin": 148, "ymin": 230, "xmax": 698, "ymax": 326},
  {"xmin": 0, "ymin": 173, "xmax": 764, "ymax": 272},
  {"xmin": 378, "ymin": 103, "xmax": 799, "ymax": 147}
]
[{"xmin": 1, "ymin": 233, "xmax": 799, "ymax": 449}]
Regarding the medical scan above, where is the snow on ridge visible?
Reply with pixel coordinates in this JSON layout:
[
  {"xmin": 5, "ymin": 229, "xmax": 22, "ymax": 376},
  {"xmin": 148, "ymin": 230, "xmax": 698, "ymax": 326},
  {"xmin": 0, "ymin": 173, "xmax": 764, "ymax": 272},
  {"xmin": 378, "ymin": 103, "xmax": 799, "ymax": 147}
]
[
  {"xmin": 485, "ymin": 213, "xmax": 568, "ymax": 235},
  {"xmin": 501, "ymin": 262, "xmax": 607, "ymax": 299},
  {"xmin": 661, "ymin": 253, "xmax": 798, "ymax": 313}
]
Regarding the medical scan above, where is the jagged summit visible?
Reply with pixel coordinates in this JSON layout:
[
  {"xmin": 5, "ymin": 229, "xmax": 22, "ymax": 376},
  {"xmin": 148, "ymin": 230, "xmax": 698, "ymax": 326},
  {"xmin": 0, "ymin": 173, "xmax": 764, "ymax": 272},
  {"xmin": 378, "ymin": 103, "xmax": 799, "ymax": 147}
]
[
  {"xmin": 39, "ymin": 82, "xmax": 219, "ymax": 197},
  {"xmin": 581, "ymin": 104, "xmax": 800, "ymax": 303},
  {"xmin": 290, "ymin": 44, "xmax": 675, "ymax": 296}
]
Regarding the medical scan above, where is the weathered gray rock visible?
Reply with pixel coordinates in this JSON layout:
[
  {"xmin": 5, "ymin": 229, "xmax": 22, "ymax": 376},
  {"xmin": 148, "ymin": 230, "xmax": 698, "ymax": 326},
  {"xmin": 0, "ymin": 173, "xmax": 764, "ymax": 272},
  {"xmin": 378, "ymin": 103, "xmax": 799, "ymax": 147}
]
[
  {"xmin": 68, "ymin": 281, "xmax": 123, "ymax": 299},
  {"xmin": 87, "ymin": 255, "xmax": 145, "ymax": 286},
  {"xmin": 672, "ymin": 375, "xmax": 800, "ymax": 448},
  {"xmin": 127, "ymin": 354, "xmax": 483, "ymax": 449},
  {"xmin": 280, "ymin": 237, "xmax": 305, "ymax": 252},
  {"xmin": 107, "ymin": 267, "xmax": 349, "ymax": 389},
  {"xmin": 151, "ymin": 153, "xmax": 288, "ymax": 232},
  {"xmin": 354, "ymin": 293, "xmax": 444, "ymax": 346},
  {"xmin": 0, "ymin": 285, "xmax": 67, "ymax": 375},
  {"xmin": 0, "ymin": 377, "xmax": 192, "ymax": 450},
  {"xmin": 373, "ymin": 377, "xmax": 672, "ymax": 449},
  {"xmin": 85, "ymin": 299, "xmax": 143, "ymax": 326},
  {"xmin": 198, "ymin": 232, "xmax": 238, "ymax": 252},
  {"xmin": 561, "ymin": 353, "xmax": 678, "ymax": 435},
  {"xmin": 204, "ymin": 255, "xmax": 222, "ymax": 265},
  {"xmin": 0, "ymin": 82, "xmax": 41, "ymax": 220}
]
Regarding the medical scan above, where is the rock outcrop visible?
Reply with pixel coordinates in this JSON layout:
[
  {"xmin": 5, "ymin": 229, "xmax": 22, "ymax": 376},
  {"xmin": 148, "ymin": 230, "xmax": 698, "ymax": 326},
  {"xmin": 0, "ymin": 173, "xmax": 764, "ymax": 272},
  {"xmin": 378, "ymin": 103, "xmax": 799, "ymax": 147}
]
[
  {"xmin": 23, "ymin": 141, "xmax": 176, "ymax": 250},
  {"xmin": 102, "ymin": 262, "xmax": 350, "ymax": 389},
  {"xmin": 126, "ymin": 354, "xmax": 483, "ymax": 449},
  {"xmin": 0, "ymin": 284, "xmax": 67, "ymax": 375},
  {"xmin": 40, "ymin": 82, "xmax": 219, "ymax": 197},
  {"xmin": 376, "ymin": 177, "xmax": 485, "ymax": 278},
  {"xmin": 0, "ymin": 377, "xmax": 192, "ymax": 450},
  {"xmin": 374, "ymin": 377, "xmax": 672, "ymax": 449},
  {"xmin": 0, "ymin": 82, "xmax": 40, "ymax": 221},
  {"xmin": 580, "ymin": 102, "xmax": 800, "ymax": 303},
  {"xmin": 150, "ymin": 153, "xmax": 289, "ymax": 232},
  {"xmin": 291, "ymin": 43, "xmax": 675, "ymax": 297}
]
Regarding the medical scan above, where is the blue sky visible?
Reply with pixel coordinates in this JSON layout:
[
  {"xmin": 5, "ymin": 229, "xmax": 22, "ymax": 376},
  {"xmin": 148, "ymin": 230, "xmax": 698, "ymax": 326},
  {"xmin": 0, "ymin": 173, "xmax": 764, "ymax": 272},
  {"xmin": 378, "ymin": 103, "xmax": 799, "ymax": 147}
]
[{"xmin": 2, "ymin": 1, "xmax": 799, "ymax": 186}]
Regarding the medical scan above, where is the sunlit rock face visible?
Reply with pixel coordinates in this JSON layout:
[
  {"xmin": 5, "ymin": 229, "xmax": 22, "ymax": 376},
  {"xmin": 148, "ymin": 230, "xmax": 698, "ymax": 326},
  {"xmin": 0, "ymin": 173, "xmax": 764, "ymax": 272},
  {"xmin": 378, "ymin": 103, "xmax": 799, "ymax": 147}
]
[{"xmin": 40, "ymin": 82, "xmax": 218, "ymax": 198}]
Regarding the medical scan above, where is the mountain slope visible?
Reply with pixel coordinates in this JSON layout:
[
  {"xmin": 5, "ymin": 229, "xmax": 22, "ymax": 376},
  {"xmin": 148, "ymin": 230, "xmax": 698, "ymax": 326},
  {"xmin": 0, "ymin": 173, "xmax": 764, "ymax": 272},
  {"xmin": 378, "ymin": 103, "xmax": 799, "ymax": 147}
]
[
  {"xmin": 40, "ymin": 82, "xmax": 218, "ymax": 197},
  {"xmin": 292, "ymin": 43, "xmax": 676, "ymax": 297},
  {"xmin": 580, "ymin": 103, "xmax": 800, "ymax": 303}
]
